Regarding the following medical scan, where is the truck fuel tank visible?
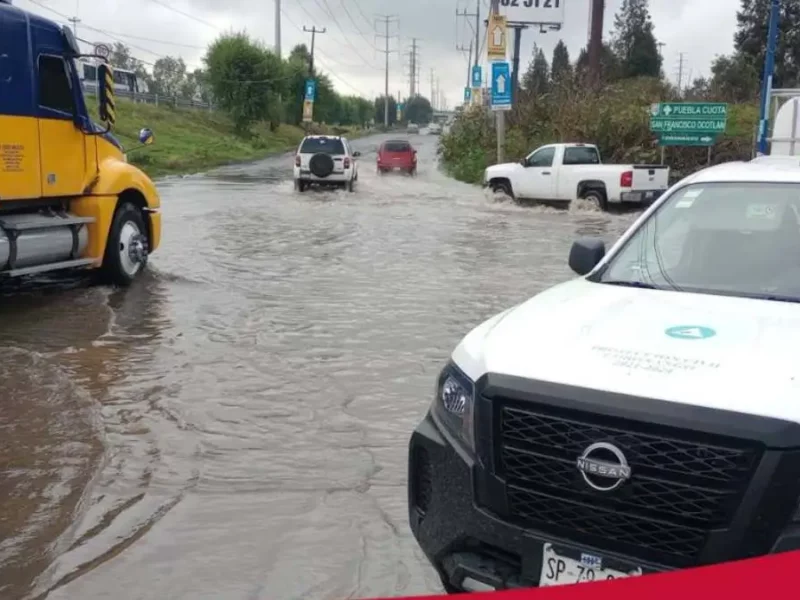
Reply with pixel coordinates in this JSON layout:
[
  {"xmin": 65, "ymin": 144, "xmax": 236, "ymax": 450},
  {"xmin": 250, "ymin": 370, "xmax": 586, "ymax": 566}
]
[{"xmin": 0, "ymin": 212, "xmax": 94, "ymax": 277}]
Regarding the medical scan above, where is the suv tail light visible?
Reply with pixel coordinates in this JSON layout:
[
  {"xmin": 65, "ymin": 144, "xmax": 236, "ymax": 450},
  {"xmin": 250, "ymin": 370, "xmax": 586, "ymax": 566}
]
[
  {"xmin": 620, "ymin": 170, "xmax": 633, "ymax": 188},
  {"xmin": 295, "ymin": 155, "xmax": 301, "ymax": 167},
  {"xmin": 344, "ymin": 157, "xmax": 351, "ymax": 169}
]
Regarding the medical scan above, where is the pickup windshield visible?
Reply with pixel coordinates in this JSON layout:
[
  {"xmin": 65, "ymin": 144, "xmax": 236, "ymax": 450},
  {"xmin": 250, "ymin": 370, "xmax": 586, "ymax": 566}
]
[
  {"xmin": 300, "ymin": 137, "xmax": 345, "ymax": 155},
  {"xmin": 597, "ymin": 182, "xmax": 800, "ymax": 301}
]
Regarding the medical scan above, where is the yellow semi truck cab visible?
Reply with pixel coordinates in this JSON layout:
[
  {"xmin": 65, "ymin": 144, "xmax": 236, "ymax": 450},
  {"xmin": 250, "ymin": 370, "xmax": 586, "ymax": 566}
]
[{"xmin": 0, "ymin": 0, "xmax": 161, "ymax": 285}]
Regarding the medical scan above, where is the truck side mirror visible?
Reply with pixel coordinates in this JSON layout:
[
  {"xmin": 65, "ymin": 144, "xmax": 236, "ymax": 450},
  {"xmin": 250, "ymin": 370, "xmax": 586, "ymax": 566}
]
[
  {"xmin": 97, "ymin": 63, "xmax": 116, "ymax": 128},
  {"xmin": 569, "ymin": 238, "xmax": 606, "ymax": 276}
]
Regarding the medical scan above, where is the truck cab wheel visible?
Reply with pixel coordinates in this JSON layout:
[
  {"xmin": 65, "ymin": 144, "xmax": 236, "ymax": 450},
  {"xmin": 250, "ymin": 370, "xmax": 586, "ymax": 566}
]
[
  {"xmin": 581, "ymin": 189, "xmax": 608, "ymax": 211},
  {"xmin": 491, "ymin": 180, "xmax": 513, "ymax": 199},
  {"xmin": 101, "ymin": 202, "xmax": 149, "ymax": 286}
]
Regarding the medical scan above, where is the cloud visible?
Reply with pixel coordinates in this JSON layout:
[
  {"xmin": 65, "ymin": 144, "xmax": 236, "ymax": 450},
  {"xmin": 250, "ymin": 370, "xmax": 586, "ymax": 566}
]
[{"xmin": 19, "ymin": 0, "xmax": 741, "ymax": 107}]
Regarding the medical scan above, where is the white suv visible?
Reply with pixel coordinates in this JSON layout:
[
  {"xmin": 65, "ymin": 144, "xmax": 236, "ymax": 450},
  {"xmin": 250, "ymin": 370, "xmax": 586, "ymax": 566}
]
[{"xmin": 293, "ymin": 135, "xmax": 360, "ymax": 192}]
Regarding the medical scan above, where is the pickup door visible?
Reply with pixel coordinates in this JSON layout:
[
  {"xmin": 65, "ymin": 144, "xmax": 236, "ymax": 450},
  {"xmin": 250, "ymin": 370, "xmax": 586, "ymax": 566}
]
[{"xmin": 515, "ymin": 145, "xmax": 558, "ymax": 199}]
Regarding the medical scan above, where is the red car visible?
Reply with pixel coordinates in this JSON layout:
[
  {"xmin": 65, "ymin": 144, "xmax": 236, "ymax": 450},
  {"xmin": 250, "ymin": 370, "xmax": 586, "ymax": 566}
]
[{"xmin": 377, "ymin": 139, "xmax": 417, "ymax": 175}]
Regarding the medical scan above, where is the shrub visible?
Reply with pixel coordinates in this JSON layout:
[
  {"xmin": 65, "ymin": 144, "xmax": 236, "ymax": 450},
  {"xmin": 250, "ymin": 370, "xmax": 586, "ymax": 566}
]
[{"xmin": 440, "ymin": 77, "xmax": 758, "ymax": 184}]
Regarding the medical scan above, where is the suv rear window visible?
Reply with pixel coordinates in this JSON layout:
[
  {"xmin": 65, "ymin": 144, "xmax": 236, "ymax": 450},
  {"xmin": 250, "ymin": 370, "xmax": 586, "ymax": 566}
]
[
  {"xmin": 300, "ymin": 137, "xmax": 345, "ymax": 155},
  {"xmin": 383, "ymin": 141, "xmax": 411, "ymax": 152},
  {"xmin": 563, "ymin": 146, "xmax": 600, "ymax": 165}
]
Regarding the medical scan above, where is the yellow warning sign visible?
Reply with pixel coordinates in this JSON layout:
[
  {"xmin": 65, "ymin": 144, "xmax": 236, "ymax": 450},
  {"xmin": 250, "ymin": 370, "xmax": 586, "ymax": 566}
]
[
  {"xmin": 302, "ymin": 99, "xmax": 314, "ymax": 123},
  {"xmin": 487, "ymin": 13, "xmax": 507, "ymax": 61}
]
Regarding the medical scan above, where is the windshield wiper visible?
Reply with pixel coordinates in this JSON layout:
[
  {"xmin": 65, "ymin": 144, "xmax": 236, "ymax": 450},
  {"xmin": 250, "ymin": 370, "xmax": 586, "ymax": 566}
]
[{"xmin": 600, "ymin": 280, "xmax": 659, "ymax": 290}]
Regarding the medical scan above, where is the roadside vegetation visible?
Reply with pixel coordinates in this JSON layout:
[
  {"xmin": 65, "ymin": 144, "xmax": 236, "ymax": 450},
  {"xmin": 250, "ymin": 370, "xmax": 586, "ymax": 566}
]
[
  {"xmin": 87, "ymin": 99, "xmax": 307, "ymax": 178},
  {"xmin": 441, "ymin": 0, "xmax": 775, "ymax": 184},
  {"xmin": 98, "ymin": 32, "xmax": 436, "ymax": 176},
  {"xmin": 96, "ymin": 35, "xmax": 378, "ymax": 176}
]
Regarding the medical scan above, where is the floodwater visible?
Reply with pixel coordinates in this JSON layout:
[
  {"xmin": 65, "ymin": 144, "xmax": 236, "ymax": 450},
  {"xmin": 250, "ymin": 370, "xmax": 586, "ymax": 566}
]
[{"xmin": 0, "ymin": 132, "xmax": 641, "ymax": 600}]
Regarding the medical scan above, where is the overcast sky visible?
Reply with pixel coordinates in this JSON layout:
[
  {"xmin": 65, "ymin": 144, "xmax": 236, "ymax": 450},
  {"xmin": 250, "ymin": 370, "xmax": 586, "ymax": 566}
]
[{"xmin": 20, "ymin": 0, "xmax": 741, "ymax": 107}]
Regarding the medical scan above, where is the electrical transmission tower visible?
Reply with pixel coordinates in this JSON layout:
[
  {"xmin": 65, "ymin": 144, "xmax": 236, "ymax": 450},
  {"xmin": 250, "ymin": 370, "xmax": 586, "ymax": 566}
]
[
  {"xmin": 675, "ymin": 52, "xmax": 687, "ymax": 95},
  {"xmin": 405, "ymin": 38, "xmax": 421, "ymax": 98},
  {"xmin": 375, "ymin": 15, "xmax": 400, "ymax": 126}
]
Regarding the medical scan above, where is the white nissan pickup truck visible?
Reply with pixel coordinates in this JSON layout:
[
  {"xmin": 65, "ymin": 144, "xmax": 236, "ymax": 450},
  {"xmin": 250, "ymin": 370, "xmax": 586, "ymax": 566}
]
[
  {"xmin": 408, "ymin": 156, "xmax": 800, "ymax": 594},
  {"xmin": 482, "ymin": 143, "xmax": 670, "ymax": 210}
]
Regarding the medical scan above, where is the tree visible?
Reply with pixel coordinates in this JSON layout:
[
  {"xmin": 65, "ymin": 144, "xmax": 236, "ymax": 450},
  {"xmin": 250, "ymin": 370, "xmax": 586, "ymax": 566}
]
[
  {"xmin": 611, "ymin": 0, "xmax": 662, "ymax": 79},
  {"xmin": 522, "ymin": 46, "xmax": 549, "ymax": 95},
  {"xmin": 204, "ymin": 33, "xmax": 284, "ymax": 134},
  {"xmin": 685, "ymin": 77, "xmax": 711, "ymax": 100},
  {"xmin": 374, "ymin": 96, "xmax": 397, "ymax": 125},
  {"xmin": 150, "ymin": 56, "xmax": 187, "ymax": 98},
  {"xmin": 551, "ymin": 40, "xmax": 572, "ymax": 85},
  {"xmin": 709, "ymin": 52, "xmax": 760, "ymax": 102},
  {"xmin": 734, "ymin": 0, "xmax": 800, "ymax": 88},
  {"xmin": 576, "ymin": 43, "xmax": 621, "ymax": 82},
  {"xmin": 404, "ymin": 95, "xmax": 433, "ymax": 124}
]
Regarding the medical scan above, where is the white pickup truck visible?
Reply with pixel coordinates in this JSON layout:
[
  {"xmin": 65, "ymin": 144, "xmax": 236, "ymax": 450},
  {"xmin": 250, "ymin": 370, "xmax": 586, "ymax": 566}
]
[{"xmin": 482, "ymin": 143, "xmax": 670, "ymax": 210}]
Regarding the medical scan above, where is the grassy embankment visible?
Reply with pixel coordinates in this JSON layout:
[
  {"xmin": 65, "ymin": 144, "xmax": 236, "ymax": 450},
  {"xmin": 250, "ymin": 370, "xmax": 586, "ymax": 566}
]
[
  {"xmin": 88, "ymin": 97, "xmax": 367, "ymax": 178},
  {"xmin": 440, "ymin": 77, "xmax": 759, "ymax": 185}
]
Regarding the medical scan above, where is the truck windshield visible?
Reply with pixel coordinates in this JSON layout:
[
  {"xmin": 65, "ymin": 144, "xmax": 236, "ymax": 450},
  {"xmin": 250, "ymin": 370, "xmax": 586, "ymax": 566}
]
[
  {"xmin": 300, "ymin": 137, "xmax": 345, "ymax": 155},
  {"xmin": 563, "ymin": 146, "xmax": 600, "ymax": 165},
  {"xmin": 597, "ymin": 182, "xmax": 800, "ymax": 302}
]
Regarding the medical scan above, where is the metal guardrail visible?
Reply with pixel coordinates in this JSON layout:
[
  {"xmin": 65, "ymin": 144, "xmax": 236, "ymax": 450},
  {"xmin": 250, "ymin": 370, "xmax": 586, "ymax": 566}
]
[{"xmin": 81, "ymin": 81, "xmax": 214, "ymax": 111}]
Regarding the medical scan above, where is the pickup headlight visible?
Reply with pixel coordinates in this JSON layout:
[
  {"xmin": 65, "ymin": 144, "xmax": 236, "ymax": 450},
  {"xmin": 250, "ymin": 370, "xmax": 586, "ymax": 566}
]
[{"xmin": 431, "ymin": 362, "xmax": 475, "ymax": 452}]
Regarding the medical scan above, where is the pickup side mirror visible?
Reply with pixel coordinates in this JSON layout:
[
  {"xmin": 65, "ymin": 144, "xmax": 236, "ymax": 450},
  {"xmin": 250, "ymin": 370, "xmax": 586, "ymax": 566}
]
[
  {"xmin": 569, "ymin": 238, "xmax": 606, "ymax": 276},
  {"xmin": 97, "ymin": 63, "xmax": 116, "ymax": 129},
  {"xmin": 520, "ymin": 157, "xmax": 528, "ymax": 167}
]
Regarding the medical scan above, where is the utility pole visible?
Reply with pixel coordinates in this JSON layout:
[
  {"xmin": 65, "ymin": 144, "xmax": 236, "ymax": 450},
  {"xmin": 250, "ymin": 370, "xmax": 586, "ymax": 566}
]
[
  {"xmin": 491, "ymin": 0, "xmax": 504, "ymax": 164},
  {"xmin": 757, "ymin": 0, "xmax": 780, "ymax": 155},
  {"xmin": 68, "ymin": 0, "xmax": 80, "ymax": 38},
  {"xmin": 430, "ymin": 68, "xmax": 436, "ymax": 107},
  {"xmin": 676, "ymin": 52, "xmax": 686, "ymax": 95},
  {"xmin": 302, "ymin": 26, "xmax": 326, "ymax": 76},
  {"xmin": 587, "ymin": 0, "xmax": 604, "ymax": 85},
  {"xmin": 375, "ymin": 15, "xmax": 400, "ymax": 127},
  {"xmin": 274, "ymin": 0, "xmax": 281, "ymax": 57},
  {"xmin": 456, "ymin": 39, "xmax": 473, "ymax": 88},
  {"xmin": 456, "ymin": 2, "xmax": 480, "ymax": 69}
]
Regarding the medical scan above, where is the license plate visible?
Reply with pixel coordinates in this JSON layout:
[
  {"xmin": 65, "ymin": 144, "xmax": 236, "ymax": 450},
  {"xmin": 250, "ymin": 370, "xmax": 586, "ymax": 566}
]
[{"xmin": 539, "ymin": 543, "xmax": 643, "ymax": 587}]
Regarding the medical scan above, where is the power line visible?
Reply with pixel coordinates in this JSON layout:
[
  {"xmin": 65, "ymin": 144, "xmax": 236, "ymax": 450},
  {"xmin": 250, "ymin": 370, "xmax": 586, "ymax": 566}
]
[{"xmin": 145, "ymin": 0, "xmax": 219, "ymax": 31}]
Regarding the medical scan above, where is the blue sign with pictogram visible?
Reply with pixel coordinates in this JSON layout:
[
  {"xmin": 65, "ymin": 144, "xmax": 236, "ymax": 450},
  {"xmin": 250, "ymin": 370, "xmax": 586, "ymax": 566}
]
[
  {"xmin": 471, "ymin": 65, "xmax": 482, "ymax": 88},
  {"xmin": 304, "ymin": 79, "xmax": 316, "ymax": 102}
]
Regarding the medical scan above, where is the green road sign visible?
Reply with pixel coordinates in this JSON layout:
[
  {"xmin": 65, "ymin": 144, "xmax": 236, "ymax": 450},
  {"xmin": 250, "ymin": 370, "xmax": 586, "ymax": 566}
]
[
  {"xmin": 650, "ymin": 117, "xmax": 726, "ymax": 133},
  {"xmin": 649, "ymin": 102, "xmax": 728, "ymax": 139},
  {"xmin": 658, "ymin": 133, "xmax": 717, "ymax": 147},
  {"xmin": 652, "ymin": 102, "xmax": 727, "ymax": 119}
]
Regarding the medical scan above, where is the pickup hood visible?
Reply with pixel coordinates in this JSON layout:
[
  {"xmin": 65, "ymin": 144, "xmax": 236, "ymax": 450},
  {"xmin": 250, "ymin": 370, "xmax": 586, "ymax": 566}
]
[
  {"xmin": 452, "ymin": 279, "xmax": 800, "ymax": 424},
  {"xmin": 484, "ymin": 162, "xmax": 523, "ymax": 181}
]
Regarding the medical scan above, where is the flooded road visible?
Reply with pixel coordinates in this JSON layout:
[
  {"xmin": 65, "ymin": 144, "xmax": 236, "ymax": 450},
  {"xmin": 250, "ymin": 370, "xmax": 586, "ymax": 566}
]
[{"xmin": 0, "ymin": 132, "xmax": 641, "ymax": 600}]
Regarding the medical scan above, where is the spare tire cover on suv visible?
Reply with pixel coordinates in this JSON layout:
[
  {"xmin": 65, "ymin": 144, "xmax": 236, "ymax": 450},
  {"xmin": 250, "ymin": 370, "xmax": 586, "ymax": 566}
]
[{"xmin": 309, "ymin": 153, "xmax": 335, "ymax": 178}]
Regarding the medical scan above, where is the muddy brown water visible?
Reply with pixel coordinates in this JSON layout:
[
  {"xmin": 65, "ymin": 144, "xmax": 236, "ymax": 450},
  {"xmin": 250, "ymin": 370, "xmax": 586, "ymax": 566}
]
[{"xmin": 0, "ymin": 133, "xmax": 641, "ymax": 599}]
